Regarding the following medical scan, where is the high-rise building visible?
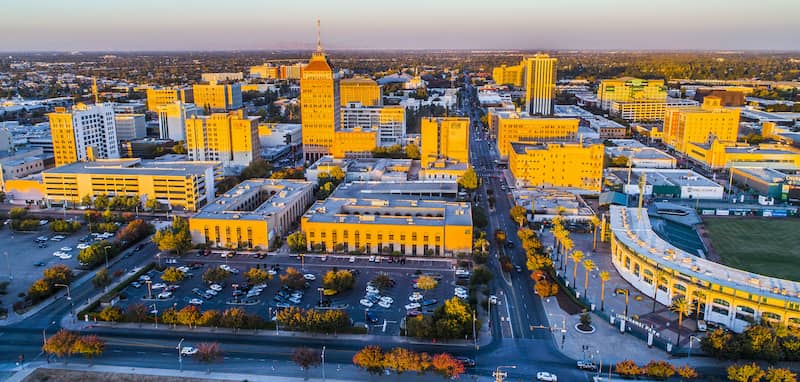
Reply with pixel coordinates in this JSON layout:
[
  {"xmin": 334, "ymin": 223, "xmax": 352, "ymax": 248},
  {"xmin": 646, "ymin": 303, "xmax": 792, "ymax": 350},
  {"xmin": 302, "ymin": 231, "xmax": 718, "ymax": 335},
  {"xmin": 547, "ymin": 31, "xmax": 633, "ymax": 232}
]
[
  {"xmin": 185, "ymin": 110, "xmax": 260, "ymax": 169},
  {"xmin": 193, "ymin": 83, "xmax": 243, "ymax": 111},
  {"xmin": 663, "ymin": 97, "xmax": 741, "ymax": 153},
  {"xmin": 492, "ymin": 64, "xmax": 524, "ymax": 87},
  {"xmin": 114, "ymin": 113, "xmax": 146, "ymax": 141},
  {"xmin": 597, "ymin": 78, "xmax": 668, "ymax": 111},
  {"xmin": 523, "ymin": 54, "xmax": 557, "ymax": 115},
  {"xmin": 156, "ymin": 101, "xmax": 198, "ymax": 141},
  {"xmin": 341, "ymin": 104, "xmax": 405, "ymax": 146},
  {"xmin": 421, "ymin": 117, "xmax": 469, "ymax": 167},
  {"xmin": 281, "ymin": 63, "xmax": 306, "ymax": 80},
  {"xmin": 48, "ymin": 103, "xmax": 120, "ymax": 167},
  {"xmin": 509, "ymin": 141, "xmax": 604, "ymax": 192},
  {"xmin": 491, "ymin": 111, "xmax": 579, "ymax": 158},
  {"xmin": 300, "ymin": 27, "xmax": 340, "ymax": 163},
  {"xmin": 145, "ymin": 87, "xmax": 193, "ymax": 112},
  {"xmin": 340, "ymin": 77, "xmax": 382, "ymax": 107}
]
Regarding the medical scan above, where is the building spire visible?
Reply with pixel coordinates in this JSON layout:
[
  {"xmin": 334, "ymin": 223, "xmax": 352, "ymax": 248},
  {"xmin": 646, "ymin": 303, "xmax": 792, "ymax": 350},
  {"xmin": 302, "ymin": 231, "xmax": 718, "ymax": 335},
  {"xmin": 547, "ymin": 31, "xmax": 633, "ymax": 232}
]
[{"xmin": 316, "ymin": 18, "xmax": 322, "ymax": 53}]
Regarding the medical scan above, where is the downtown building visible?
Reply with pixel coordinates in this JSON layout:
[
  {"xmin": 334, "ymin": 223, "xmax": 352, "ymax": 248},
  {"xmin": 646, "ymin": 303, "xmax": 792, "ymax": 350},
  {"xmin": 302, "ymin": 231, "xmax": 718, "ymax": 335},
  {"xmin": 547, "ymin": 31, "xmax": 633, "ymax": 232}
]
[
  {"xmin": 523, "ymin": 54, "xmax": 557, "ymax": 115},
  {"xmin": 48, "ymin": 103, "xmax": 120, "ymax": 167},
  {"xmin": 509, "ymin": 141, "xmax": 604, "ymax": 192},
  {"xmin": 185, "ymin": 110, "xmax": 260, "ymax": 169}
]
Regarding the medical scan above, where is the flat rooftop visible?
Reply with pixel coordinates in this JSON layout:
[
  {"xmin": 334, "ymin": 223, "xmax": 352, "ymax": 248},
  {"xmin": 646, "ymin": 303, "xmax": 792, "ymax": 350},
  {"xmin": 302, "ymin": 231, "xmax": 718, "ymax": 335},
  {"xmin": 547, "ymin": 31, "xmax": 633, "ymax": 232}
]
[
  {"xmin": 606, "ymin": 141, "xmax": 675, "ymax": 161},
  {"xmin": 44, "ymin": 158, "xmax": 219, "ymax": 177},
  {"xmin": 610, "ymin": 205, "xmax": 800, "ymax": 302},
  {"xmin": 732, "ymin": 167, "xmax": 790, "ymax": 183},
  {"xmin": 303, "ymin": 182, "xmax": 471, "ymax": 227},
  {"xmin": 510, "ymin": 141, "xmax": 594, "ymax": 155},
  {"xmin": 613, "ymin": 168, "xmax": 720, "ymax": 188},
  {"xmin": 193, "ymin": 179, "xmax": 313, "ymax": 221}
]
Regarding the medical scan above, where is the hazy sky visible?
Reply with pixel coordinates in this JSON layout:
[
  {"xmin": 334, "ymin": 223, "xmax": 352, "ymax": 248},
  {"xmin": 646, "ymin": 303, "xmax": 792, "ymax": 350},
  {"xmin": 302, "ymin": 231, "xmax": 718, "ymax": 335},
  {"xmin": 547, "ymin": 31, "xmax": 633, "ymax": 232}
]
[{"xmin": 2, "ymin": 0, "xmax": 798, "ymax": 51}]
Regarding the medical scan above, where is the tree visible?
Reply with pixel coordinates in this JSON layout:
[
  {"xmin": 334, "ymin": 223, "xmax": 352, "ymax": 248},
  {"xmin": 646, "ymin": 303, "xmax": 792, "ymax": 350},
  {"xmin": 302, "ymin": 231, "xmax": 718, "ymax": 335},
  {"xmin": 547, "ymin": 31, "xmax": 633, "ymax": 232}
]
[
  {"xmin": 509, "ymin": 205, "xmax": 527, "ymax": 228},
  {"xmin": 431, "ymin": 353, "xmax": 465, "ymax": 379},
  {"xmin": 195, "ymin": 342, "xmax": 222, "ymax": 373},
  {"xmin": 280, "ymin": 267, "xmax": 307, "ymax": 290},
  {"xmin": 8, "ymin": 207, "xmax": 27, "ymax": 219},
  {"xmin": 161, "ymin": 267, "xmax": 186, "ymax": 283},
  {"xmin": 124, "ymin": 303, "xmax": 149, "ymax": 326},
  {"xmin": 81, "ymin": 195, "xmax": 93, "ymax": 207},
  {"xmin": 352, "ymin": 346, "xmax": 385, "ymax": 375},
  {"xmin": 472, "ymin": 206, "xmax": 488, "ymax": 228},
  {"xmin": 727, "ymin": 363, "xmax": 766, "ymax": 382},
  {"xmin": 287, "ymin": 231, "xmax": 307, "ymax": 253},
  {"xmin": 765, "ymin": 367, "xmax": 797, "ymax": 382},
  {"xmin": 291, "ymin": 347, "xmax": 321, "ymax": 380},
  {"xmin": 144, "ymin": 197, "xmax": 160, "ymax": 211},
  {"xmin": 598, "ymin": 270, "xmax": 611, "ymax": 311},
  {"xmin": 198, "ymin": 310, "xmax": 221, "ymax": 327},
  {"xmin": 371, "ymin": 274, "xmax": 394, "ymax": 290},
  {"xmin": 405, "ymin": 144, "xmax": 420, "ymax": 159},
  {"xmin": 693, "ymin": 290, "xmax": 706, "ymax": 320},
  {"xmin": 534, "ymin": 279, "xmax": 558, "ymax": 297},
  {"xmin": 323, "ymin": 270, "xmax": 355, "ymax": 292},
  {"xmin": 615, "ymin": 360, "xmax": 643, "ymax": 378},
  {"xmin": 202, "ymin": 268, "xmax": 231, "ymax": 284},
  {"xmin": 72, "ymin": 335, "xmax": 105, "ymax": 365},
  {"xmin": 177, "ymin": 305, "xmax": 201, "ymax": 329},
  {"xmin": 494, "ymin": 229, "xmax": 506, "ymax": 244},
  {"xmin": 676, "ymin": 365, "xmax": 699, "ymax": 381},
  {"xmin": 469, "ymin": 265, "xmax": 493, "ymax": 286},
  {"xmin": 570, "ymin": 251, "xmax": 585, "ymax": 287},
  {"xmin": 244, "ymin": 267, "xmax": 270, "ymax": 284},
  {"xmin": 98, "ymin": 306, "xmax": 122, "ymax": 323},
  {"xmin": 652, "ymin": 268, "xmax": 667, "ymax": 312},
  {"xmin": 92, "ymin": 268, "xmax": 111, "ymax": 289},
  {"xmin": 644, "ymin": 360, "xmax": 676, "ymax": 380},
  {"xmin": 220, "ymin": 308, "xmax": 247, "ymax": 332},
  {"xmin": 457, "ymin": 168, "xmax": 478, "ymax": 191},
  {"xmin": 28, "ymin": 279, "xmax": 52, "ymax": 301},
  {"xmin": 416, "ymin": 275, "xmax": 438, "ymax": 292},
  {"xmin": 590, "ymin": 215, "xmax": 601, "ymax": 251},
  {"xmin": 582, "ymin": 259, "xmax": 595, "ymax": 296},
  {"xmin": 43, "ymin": 329, "xmax": 78, "ymax": 363},
  {"xmin": 384, "ymin": 347, "xmax": 429, "ymax": 374},
  {"xmin": 670, "ymin": 297, "xmax": 690, "ymax": 347},
  {"xmin": 152, "ymin": 217, "xmax": 191, "ymax": 255},
  {"xmin": 239, "ymin": 158, "xmax": 273, "ymax": 180}
]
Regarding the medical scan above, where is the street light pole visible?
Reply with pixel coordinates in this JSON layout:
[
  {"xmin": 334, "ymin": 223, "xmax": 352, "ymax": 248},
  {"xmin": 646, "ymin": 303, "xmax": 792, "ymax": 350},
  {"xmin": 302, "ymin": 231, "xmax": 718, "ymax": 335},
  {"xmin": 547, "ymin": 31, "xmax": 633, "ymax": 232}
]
[
  {"xmin": 177, "ymin": 337, "xmax": 184, "ymax": 371},
  {"xmin": 688, "ymin": 335, "xmax": 701, "ymax": 359},
  {"xmin": 321, "ymin": 345, "xmax": 326, "ymax": 381},
  {"xmin": 54, "ymin": 283, "xmax": 73, "ymax": 315},
  {"xmin": 493, "ymin": 365, "xmax": 516, "ymax": 382},
  {"xmin": 549, "ymin": 313, "xmax": 567, "ymax": 349},
  {"xmin": 103, "ymin": 245, "xmax": 111, "ymax": 269}
]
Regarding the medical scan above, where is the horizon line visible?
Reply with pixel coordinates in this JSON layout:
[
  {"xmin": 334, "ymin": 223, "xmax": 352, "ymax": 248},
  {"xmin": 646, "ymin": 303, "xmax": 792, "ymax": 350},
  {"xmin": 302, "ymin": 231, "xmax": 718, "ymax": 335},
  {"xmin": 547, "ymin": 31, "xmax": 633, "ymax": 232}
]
[{"xmin": 3, "ymin": 48, "xmax": 800, "ymax": 55}]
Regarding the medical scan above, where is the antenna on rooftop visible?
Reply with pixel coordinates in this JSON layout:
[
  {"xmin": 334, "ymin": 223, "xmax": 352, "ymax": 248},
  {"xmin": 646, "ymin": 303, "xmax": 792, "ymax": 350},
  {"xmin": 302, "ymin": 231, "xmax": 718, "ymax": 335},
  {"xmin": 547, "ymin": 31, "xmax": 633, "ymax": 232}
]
[{"xmin": 316, "ymin": 18, "xmax": 322, "ymax": 53}]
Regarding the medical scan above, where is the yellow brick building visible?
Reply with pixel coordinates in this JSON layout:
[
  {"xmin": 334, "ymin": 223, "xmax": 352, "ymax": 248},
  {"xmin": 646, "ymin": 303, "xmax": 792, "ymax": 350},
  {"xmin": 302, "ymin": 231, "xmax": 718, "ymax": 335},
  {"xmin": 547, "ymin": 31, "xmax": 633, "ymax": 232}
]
[
  {"xmin": 492, "ymin": 111, "xmax": 579, "ymax": 158},
  {"xmin": 509, "ymin": 141, "xmax": 604, "ymax": 192},
  {"xmin": 41, "ymin": 158, "xmax": 219, "ymax": 211},
  {"xmin": 609, "ymin": 205, "xmax": 800, "ymax": 333},
  {"xmin": 340, "ymin": 77, "xmax": 382, "ymax": 107},
  {"xmin": 301, "ymin": 46, "xmax": 340, "ymax": 162},
  {"xmin": 301, "ymin": 182, "xmax": 473, "ymax": 256},
  {"xmin": 185, "ymin": 110, "xmax": 260, "ymax": 168},
  {"xmin": 189, "ymin": 179, "xmax": 314, "ymax": 249},
  {"xmin": 597, "ymin": 78, "xmax": 667, "ymax": 111},
  {"xmin": 523, "ymin": 54, "xmax": 557, "ymax": 115},
  {"xmin": 193, "ymin": 83, "xmax": 243, "ymax": 111},
  {"xmin": 48, "ymin": 104, "xmax": 120, "ymax": 167},
  {"xmin": 663, "ymin": 97, "xmax": 740, "ymax": 153},
  {"xmin": 421, "ymin": 117, "xmax": 469, "ymax": 167},
  {"xmin": 332, "ymin": 127, "xmax": 378, "ymax": 159},
  {"xmin": 686, "ymin": 138, "xmax": 800, "ymax": 170},
  {"xmin": 492, "ymin": 64, "xmax": 524, "ymax": 87},
  {"xmin": 146, "ymin": 87, "xmax": 193, "ymax": 112}
]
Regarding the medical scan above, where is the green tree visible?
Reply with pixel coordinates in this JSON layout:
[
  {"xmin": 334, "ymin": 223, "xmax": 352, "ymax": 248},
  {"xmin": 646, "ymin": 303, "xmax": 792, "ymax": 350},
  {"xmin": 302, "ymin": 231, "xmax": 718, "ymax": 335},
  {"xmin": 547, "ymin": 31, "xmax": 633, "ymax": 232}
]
[
  {"xmin": 644, "ymin": 360, "xmax": 676, "ymax": 380},
  {"xmin": 323, "ymin": 270, "xmax": 355, "ymax": 292},
  {"xmin": 92, "ymin": 268, "xmax": 111, "ymax": 289},
  {"xmin": 727, "ymin": 363, "xmax": 766, "ymax": 382},
  {"xmin": 280, "ymin": 267, "xmax": 307, "ymax": 290},
  {"xmin": 8, "ymin": 207, "xmax": 27, "ymax": 219},
  {"xmin": 469, "ymin": 265, "xmax": 493, "ymax": 286},
  {"xmin": 287, "ymin": 231, "xmax": 307, "ymax": 253},
  {"xmin": 405, "ymin": 144, "xmax": 420, "ymax": 159},
  {"xmin": 152, "ymin": 217, "xmax": 191, "ymax": 255},
  {"xmin": 202, "ymin": 268, "xmax": 231, "ymax": 284},
  {"xmin": 765, "ymin": 367, "xmax": 797, "ymax": 382},
  {"xmin": 244, "ymin": 267, "xmax": 270, "ymax": 284},
  {"xmin": 457, "ymin": 168, "xmax": 479, "ymax": 191},
  {"xmin": 98, "ymin": 306, "xmax": 122, "ymax": 323},
  {"xmin": 510, "ymin": 205, "xmax": 527, "ymax": 227},
  {"xmin": 145, "ymin": 197, "xmax": 160, "ymax": 211},
  {"xmin": 161, "ymin": 267, "xmax": 186, "ymax": 283}
]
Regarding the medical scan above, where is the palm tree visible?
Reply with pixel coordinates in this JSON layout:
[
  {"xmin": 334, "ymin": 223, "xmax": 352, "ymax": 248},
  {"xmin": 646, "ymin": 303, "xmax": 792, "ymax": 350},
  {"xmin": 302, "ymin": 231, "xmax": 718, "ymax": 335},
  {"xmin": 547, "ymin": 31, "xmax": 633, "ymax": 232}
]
[
  {"xmin": 562, "ymin": 237, "xmax": 575, "ymax": 272},
  {"xmin": 582, "ymin": 259, "xmax": 595, "ymax": 297},
  {"xmin": 474, "ymin": 231, "xmax": 489, "ymax": 253},
  {"xmin": 670, "ymin": 297, "xmax": 690, "ymax": 347},
  {"xmin": 692, "ymin": 290, "xmax": 706, "ymax": 319},
  {"xmin": 652, "ymin": 268, "xmax": 666, "ymax": 312},
  {"xmin": 570, "ymin": 251, "xmax": 584, "ymax": 287},
  {"xmin": 599, "ymin": 271, "xmax": 610, "ymax": 311},
  {"xmin": 590, "ymin": 215, "xmax": 601, "ymax": 251}
]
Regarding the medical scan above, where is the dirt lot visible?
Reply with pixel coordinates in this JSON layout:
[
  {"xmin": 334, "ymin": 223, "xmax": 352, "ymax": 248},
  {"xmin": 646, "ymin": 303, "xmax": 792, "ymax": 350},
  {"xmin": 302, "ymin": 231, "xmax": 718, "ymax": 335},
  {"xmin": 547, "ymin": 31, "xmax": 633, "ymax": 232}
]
[{"xmin": 23, "ymin": 368, "xmax": 237, "ymax": 382}]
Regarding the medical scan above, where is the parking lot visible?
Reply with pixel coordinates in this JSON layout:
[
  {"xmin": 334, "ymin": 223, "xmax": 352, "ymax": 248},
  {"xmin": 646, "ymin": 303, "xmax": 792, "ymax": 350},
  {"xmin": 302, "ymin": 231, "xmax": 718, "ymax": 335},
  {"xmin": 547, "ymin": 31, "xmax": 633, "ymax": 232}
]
[{"xmin": 117, "ymin": 252, "xmax": 467, "ymax": 335}]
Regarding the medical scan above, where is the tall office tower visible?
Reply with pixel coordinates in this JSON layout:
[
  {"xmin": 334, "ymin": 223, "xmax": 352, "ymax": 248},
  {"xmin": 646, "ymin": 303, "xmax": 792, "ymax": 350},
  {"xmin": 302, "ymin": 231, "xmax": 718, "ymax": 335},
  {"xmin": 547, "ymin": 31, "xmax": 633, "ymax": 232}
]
[
  {"xmin": 48, "ymin": 103, "xmax": 120, "ymax": 166},
  {"xmin": 146, "ymin": 87, "xmax": 193, "ymax": 112},
  {"xmin": 523, "ymin": 54, "xmax": 557, "ymax": 116},
  {"xmin": 421, "ymin": 117, "xmax": 470, "ymax": 167},
  {"xmin": 339, "ymin": 77, "xmax": 382, "ymax": 106},
  {"xmin": 301, "ymin": 21, "xmax": 340, "ymax": 163},
  {"xmin": 663, "ymin": 96, "xmax": 741, "ymax": 153},
  {"xmin": 193, "ymin": 83, "xmax": 243, "ymax": 112},
  {"xmin": 185, "ymin": 110, "xmax": 260, "ymax": 169},
  {"xmin": 157, "ymin": 101, "xmax": 198, "ymax": 141}
]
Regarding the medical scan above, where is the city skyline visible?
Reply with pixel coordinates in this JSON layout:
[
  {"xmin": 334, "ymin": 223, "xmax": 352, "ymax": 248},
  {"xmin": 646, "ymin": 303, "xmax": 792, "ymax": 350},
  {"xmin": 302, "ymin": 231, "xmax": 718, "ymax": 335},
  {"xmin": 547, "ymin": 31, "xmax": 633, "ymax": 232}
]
[{"xmin": 2, "ymin": 0, "xmax": 799, "ymax": 52}]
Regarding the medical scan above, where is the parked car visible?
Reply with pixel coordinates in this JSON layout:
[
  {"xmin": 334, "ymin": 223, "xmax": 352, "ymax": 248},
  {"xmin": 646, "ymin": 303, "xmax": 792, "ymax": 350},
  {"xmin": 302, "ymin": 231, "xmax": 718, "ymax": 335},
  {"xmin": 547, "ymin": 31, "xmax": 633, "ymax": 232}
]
[
  {"xmin": 455, "ymin": 356, "xmax": 476, "ymax": 368},
  {"xmin": 303, "ymin": 273, "xmax": 316, "ymax": 281},
  {"xmin": 421, "ymin": 299, "xmax": 438, "ymax": 307},
  {"xmin": 348, "ymin": 256, "xmax": 356, "ymax": 263},
  {"xmin": 210, "ymin": 284, "xmax": 223, "ymax": 292},
  {"xmin": 577, "ymin": 361, "xmax": 597, "ymax": 371},
  {"xmin": 180, "ymin": 347, "xmax": 198, "ymax": 356},
  {"xmin": 188, "ymin": 298, "xmax": 204, "ymax": 305},
  {"xmin": 360, "ymin": 299, "xmax": 374, "ymax": 308},
  {"xmin": 537, "ymin": 371, "xmax": 557, "ymax": 381}
]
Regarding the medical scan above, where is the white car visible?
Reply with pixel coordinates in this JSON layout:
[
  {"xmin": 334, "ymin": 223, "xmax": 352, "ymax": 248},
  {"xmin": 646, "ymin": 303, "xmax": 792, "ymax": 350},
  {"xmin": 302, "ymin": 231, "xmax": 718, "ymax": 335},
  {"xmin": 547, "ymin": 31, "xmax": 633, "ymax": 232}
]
[
  {"xmin": 536, "ymin": 372, "xmax": 557, "ymax": 381},
  {"xmin": 188, "ymin": 298, "xmax": 204, "ymax": 305},
  {"xmin": 348, "ymin": 256, "xmax": 356, "ymax": 263},
  {"xmin": 320, "ymin": 255, "xmax": 327, "ymax": 262},
  {"xmin": 76, "ymin": 243, "xmax": 90, "ymax": 250},
  {"xmin": 488, "ymin": 295, "xmax": 498, "ymax": 304},
  {"xmin": 267, "ymin": 269, "xmax": 277, "ymax": 276},
  {"xmin": 151, "ymin": 283, "xmax": 167, "ymax": 289},
  {"xmin": 303, "ymin": 274, "xmax": 316, "ymax": 281},
  {"xmin": 57, "ymin": 253, "xmax": 73, "ymax": 260},
  {"xmin": 378, "ymin": 300, "xmax": 392, "ymax": 309},
  {"xmin": 53, "ymin": 251, "xmax": 66, "ymax": 257},
  {"xmin": 404, "ymin": 302, "xmax": 421, "ymax": 310},
  {"xmin": 368, "ymin": 255, "xmax": 376, "ymax": 262},
  {"xmin": 374, "ymin": 256, "xmax": 381, "ymax": 263},
  {"xmin": 139, "ymin": 275, "xmax": 151, "ymax": 281},
  {"xmin": 366, "ymin": 286, "xmax": 380, "ymax": 294},
  {"xmin": 180, "ymin": 347, "xmax": 198, "ymax": 356},
  {"xmin": 50, "ymin": 235, "xmax": 65, "ymax": 241},
  {"xmin": 380, "ymin": 296, "xmax": 394, "ymax": 304},
  {"xmin": 60, "ymin": 247, "xmax": 73, "ymax": 252},
  {"xmin": 209, "ymin": 284, "xmax": 223, "ymax": 292},
  {"xmin": 359, "ymin": 299, "xmax": 374, "ymax": 308},
  {"xmin": 205, "ymin": 289, "xmax": 218, "ymax": 296},
  {"xmin": 177, "ymin": 266, "xmax": 190, "ymax": 273},
  {"xmin": 253, "ymin": 283, "xmax": 267, "ymax": 290},
  {"xmin": 157, "ymin": 291, "xmax": 172, "ymax": 299},
  {"xmin": 409, "ymin": 293, "xmax": 423, "ymax": 302},
  {"xmin": 219, "ymin": 264, "xmax": 232, "ymax": 271}
]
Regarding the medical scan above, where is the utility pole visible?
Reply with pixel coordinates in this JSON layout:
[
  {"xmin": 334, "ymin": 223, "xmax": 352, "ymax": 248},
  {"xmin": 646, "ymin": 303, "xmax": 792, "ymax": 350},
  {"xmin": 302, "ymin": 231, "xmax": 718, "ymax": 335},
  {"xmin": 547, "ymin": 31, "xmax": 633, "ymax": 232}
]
[
  {"xmin": 321, "ymin": 346, "xmax": 326, "ymax": 381},
  {"xmin": 177, "ymin": 338, "xmax": 184, "ymax": 371}
]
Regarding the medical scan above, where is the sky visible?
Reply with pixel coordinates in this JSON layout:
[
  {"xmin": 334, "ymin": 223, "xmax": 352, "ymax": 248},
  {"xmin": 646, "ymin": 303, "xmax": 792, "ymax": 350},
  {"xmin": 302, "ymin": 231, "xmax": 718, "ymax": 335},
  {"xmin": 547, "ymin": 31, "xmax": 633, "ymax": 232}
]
[{"xmin": 1, "ymin": 0, "xmax": 798, "ymax": 52}]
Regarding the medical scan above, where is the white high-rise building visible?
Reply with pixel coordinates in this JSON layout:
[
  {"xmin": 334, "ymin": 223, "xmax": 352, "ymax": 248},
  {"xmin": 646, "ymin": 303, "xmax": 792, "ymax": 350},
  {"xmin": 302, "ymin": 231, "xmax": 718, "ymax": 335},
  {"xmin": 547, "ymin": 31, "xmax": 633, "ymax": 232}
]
[
  {"xmin": 157, "ymin": 101, "xmax": 198, "ymax": 141},
  {"xmin": 48, "ymin": 103, "xmax": 120, "ymax": 166},
  {"xmin": 523, "ymin": 54, "xmax": 557, "ymax": 116},
  {"xmin": 341, "ymin": 103, "xmax": 406, "ymax": 147}
]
